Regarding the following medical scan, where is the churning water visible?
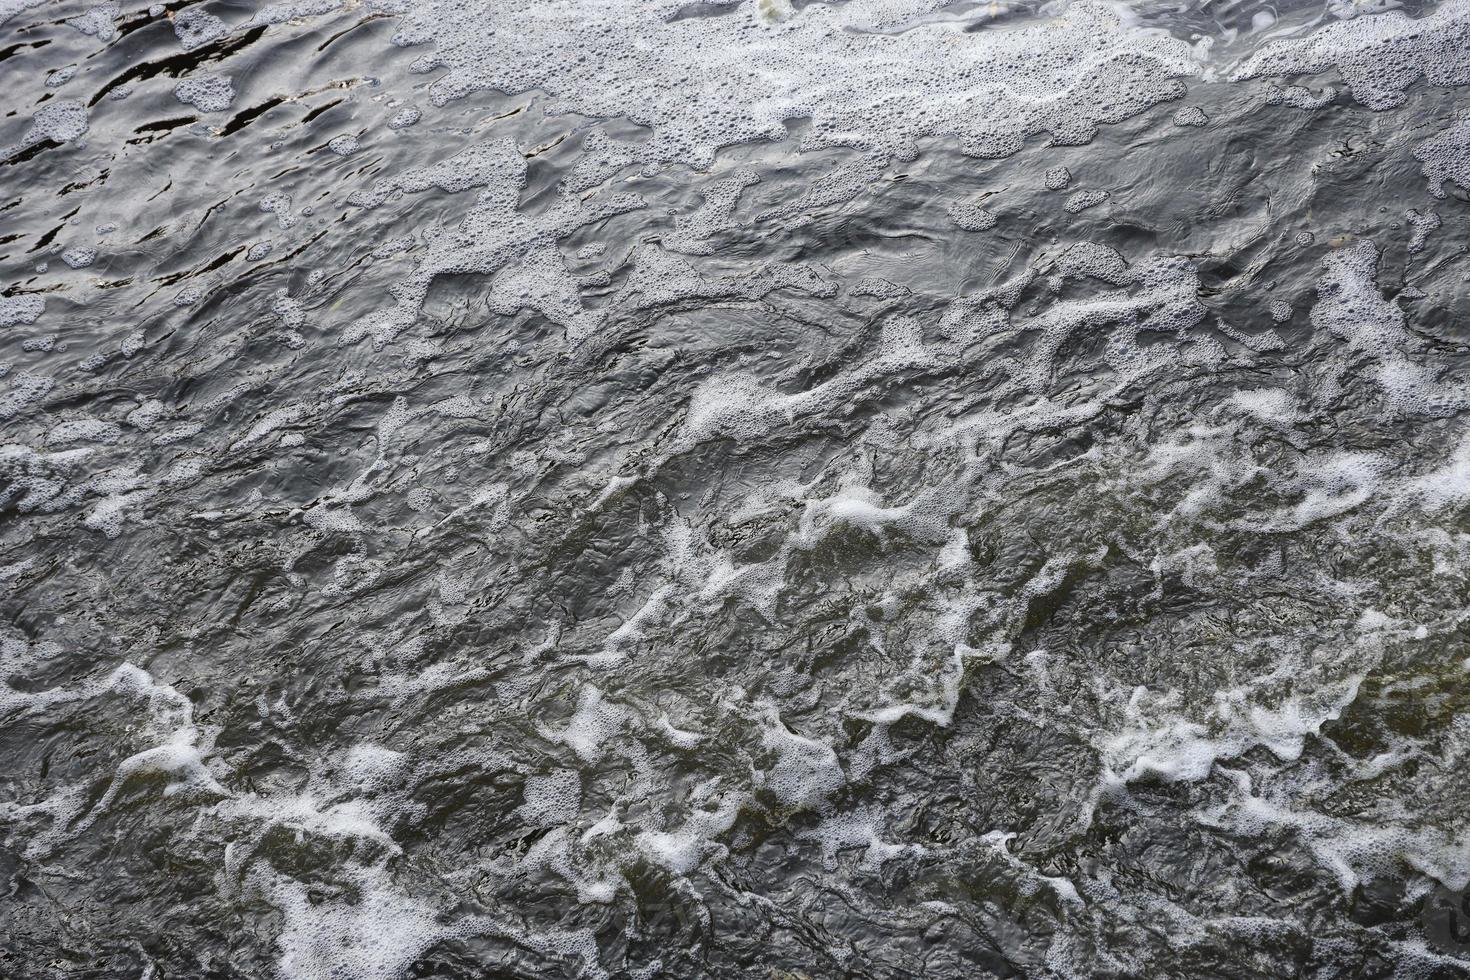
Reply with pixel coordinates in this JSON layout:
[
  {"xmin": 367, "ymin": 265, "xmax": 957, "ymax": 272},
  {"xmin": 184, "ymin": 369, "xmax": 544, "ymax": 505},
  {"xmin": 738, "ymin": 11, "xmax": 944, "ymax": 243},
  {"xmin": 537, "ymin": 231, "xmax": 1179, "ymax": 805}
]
[{"xmin": 5, "ymin": 0, "xmax": 1470, "ymax": 976}]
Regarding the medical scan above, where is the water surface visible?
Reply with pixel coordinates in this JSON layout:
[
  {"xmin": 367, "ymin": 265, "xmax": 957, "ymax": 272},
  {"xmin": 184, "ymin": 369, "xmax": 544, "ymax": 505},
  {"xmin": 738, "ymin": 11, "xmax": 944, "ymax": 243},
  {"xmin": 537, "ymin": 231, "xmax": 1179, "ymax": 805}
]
[{"xmin": 4, "ymin": 1, "xmax": 1470, "ymax": 977}]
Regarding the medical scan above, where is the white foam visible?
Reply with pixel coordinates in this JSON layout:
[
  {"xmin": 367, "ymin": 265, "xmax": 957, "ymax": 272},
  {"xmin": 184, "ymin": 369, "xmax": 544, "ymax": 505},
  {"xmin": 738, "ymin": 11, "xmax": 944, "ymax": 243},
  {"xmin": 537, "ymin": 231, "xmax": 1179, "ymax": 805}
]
[
  {"xmin": 1395, "ymin": 430, "xmax": 1470, "ymax": 513},
  {"xmin": 387, "ymin": 106, "xmax": 421, "ymax": 129},
  {"xmin": 517, "ymin": 769, "xmax": 582, "ymax": 826},
  {"xmin": 545, "ymin": 685, "xmax": 627, "ymax": 763},
  {"xmin": 948, "ymin": 200, "xmax": 997, "ymax": 231},
  {"xmin": 61, "ymin": 245, "xmax": 96, "ymax": 269},
  {"xmin": 0, "ymin": 295, "xmax": 43, "ymax": 326},
  {"xmin": 1416, "ymin": 115, "xmax": 1470, "ymax": 197},
  {"xmin": 980, "ymin": 830, "xmax": 1083, "ymax": 905},
  {"xmin": 259, "ymin": 864, "xmax": 452, "ymax": 980},
  {"xmin": 757, "ymin": 708, "xmax": 845, "ymax": 811},
  {"xmin": 1308, "ymin": 240, "xmax": 1470, "ymax": 416},
  {"xmin": 174, "ymin": 75, "xmax": 236, "ymax": 113},
  {"xmin": 1275, "ymin": 451, "xmax": 1385, "ymax": 528},
  {"xmin": 1200, "ymin": 769, "xmax": 1470, "ymax": 895},
  {"xmin": 232, "ymin": 405, "xmax": 306, "ymax": 451},
  {"xmin": 799, "ymin": 807, "xmax": 924, "ymax": 871},
  {"xmin": 679, "ymin": 315, "xmax": 939, "ymax": 446},
  {"xmin": 1233, "ymin": 0, "xmax": 1470, "ymax": 109},
  {"xmin": 174, "ymin": 7, "xmax": 228, "ymax": 48},
  {"xmin": 635, "ymin": 792, "xmax": 745, "ymax": 874},
  {"xmin": 394, "ymin": 0, "xmax": 1201, "ymax": 170},
  {"xmin": 1172, "ymin": 105, "xmax": 1208, "ymax": 127},
  {"xmin": 65, "ymin": 2, "xmax": 119, "ymax": 40},
  {"xmin": 46, "ymin": 418, "xmax": 122, "ymax": 446},
  {"xmin": 80, "ymin": 665, "xmax": 229, "ymax": 822},
  {"xmin": 1063, "ymin": 188, "xmax": 1110, "ymax": 213},
  {"xmin": 249, "ymin": 0, "xmax": 343, "ymax": 27},
  {"xmin": 1101, "ymin": 672, "xmax": 1365, "ymax": 787},
  {"xmin": 19, "ymin": 100, "xmax": 88, "ymax": 147},
  {"xmin": 1228, "ymin": 387, "xmax": 1300, "ymax": 422},
  {"xmin": 1406, "ymin": 207, "xmax": 1441, "ymax": 252},
  {"xmin": 665, "ymin": 170, "xmax": 761, "ymax": 254},
  {"xmin": 792, "ymin": 483, "xmax": 950, "ymax": 549}
]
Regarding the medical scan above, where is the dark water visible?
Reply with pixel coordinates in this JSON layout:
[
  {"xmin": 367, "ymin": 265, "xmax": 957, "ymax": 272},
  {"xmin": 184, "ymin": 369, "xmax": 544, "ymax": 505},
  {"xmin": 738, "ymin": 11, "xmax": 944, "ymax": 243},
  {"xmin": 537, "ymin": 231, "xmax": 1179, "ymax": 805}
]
[{"xmin": 5, "ymin": 0, "xmax": 1470, "ymax": 977}]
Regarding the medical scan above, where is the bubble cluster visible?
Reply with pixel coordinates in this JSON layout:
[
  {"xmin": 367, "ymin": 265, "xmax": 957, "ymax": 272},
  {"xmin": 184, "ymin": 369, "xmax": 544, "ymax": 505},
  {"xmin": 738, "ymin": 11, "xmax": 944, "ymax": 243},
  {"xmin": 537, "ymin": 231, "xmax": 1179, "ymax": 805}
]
[
  {"xmin": 392, "ymin": 0, "xmax": 1201, "ymax": 170},
  {"xmin": 1415, "ymin": 115, "xmax": 1470, "ymax": 196},
  {"xmin": 946, "ymin": 199, "xmax": 997, "ymax": 231},
  {"xmin": 1233, "ymin": 0, "xmax": 1470, "ymax": 109},
  {"xmin": 1063, "ymin": 188, "xmax": 1109, "ymax": 213},
  {"xmin": 1171, "ymin": 104, "xmax": 1208, "ymax": 127},
  {"xmin": 173, "ymin": 75, "xmax": 236, "ymax": 113}
]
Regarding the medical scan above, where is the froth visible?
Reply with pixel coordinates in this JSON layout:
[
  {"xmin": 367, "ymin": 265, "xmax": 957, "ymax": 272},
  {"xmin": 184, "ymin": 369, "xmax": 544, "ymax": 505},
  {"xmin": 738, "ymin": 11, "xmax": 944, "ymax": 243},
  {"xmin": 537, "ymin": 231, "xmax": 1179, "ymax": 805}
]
[
  {"xmin": 1233, "ymin": 0, "xmax": 1470, "ymax": 109},
  {"xmin": 393, "ymin": 0, "xmax": 1201, "ymax": 170}
]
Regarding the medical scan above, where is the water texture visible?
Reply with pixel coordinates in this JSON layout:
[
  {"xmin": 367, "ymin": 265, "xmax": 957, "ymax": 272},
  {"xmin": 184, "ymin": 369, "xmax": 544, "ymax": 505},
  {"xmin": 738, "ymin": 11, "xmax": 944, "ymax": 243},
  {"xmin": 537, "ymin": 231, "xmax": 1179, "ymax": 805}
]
[{"xmin": 4, "ymin": 0, "xmax": 1470, "ymax": 977}]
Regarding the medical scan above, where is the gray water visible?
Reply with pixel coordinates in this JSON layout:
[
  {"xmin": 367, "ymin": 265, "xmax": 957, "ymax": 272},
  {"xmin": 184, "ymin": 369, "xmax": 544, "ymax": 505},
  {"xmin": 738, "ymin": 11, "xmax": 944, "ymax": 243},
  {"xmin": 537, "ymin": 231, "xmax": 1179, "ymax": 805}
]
[{"xmin": 4, "ymin": 0, "xmax": 1470, "ymax": 977}]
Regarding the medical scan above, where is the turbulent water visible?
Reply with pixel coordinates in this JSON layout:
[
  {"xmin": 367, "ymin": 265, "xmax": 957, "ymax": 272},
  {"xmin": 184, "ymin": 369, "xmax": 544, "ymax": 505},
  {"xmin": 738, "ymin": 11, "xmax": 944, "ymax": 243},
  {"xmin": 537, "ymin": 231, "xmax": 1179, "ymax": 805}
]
[{"xmin": 8, "ymin": 0, "xmax": 1470, "ymax": 976}]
